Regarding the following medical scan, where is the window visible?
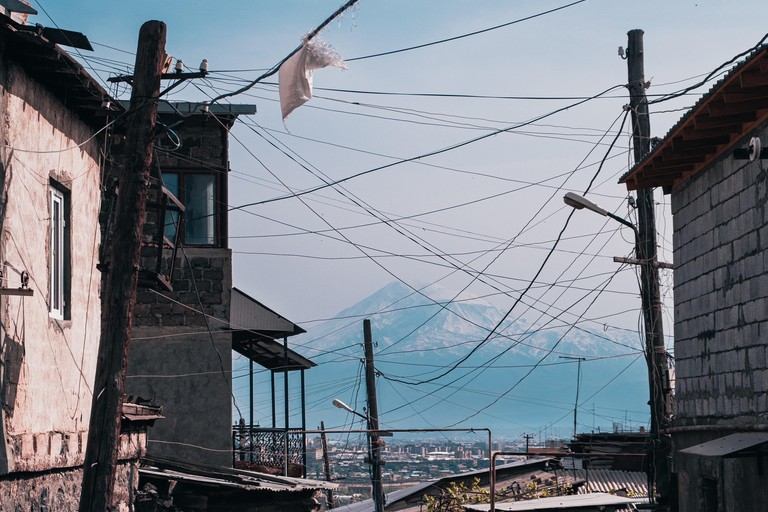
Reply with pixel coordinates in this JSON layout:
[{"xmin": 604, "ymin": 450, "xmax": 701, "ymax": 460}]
[
  {"xmin": 49, "ymin": 184, "xmax": 70, "ymax": 319},
  {"xmin": 162, "ymin": 171, "xmax": 223, "ymax": 246}
]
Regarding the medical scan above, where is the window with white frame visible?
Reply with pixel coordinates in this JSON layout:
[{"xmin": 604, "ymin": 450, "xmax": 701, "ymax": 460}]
[{"xmin": 49, "ymin": 184, "xmax": 70, "ymax": 319}]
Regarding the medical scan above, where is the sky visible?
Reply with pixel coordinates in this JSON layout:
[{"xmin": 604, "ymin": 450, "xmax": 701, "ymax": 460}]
[{"xmin": 28, "ymin": 0, "xmax": 768, "ymax": 436}]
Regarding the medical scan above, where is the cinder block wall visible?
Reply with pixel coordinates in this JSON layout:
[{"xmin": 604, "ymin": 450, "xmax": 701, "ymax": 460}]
[{"xmin": 671, "ymin": 121, "xmax": 768, "ymax": 427}]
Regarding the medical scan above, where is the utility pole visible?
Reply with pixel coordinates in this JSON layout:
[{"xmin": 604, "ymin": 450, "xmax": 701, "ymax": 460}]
[
  {"xmin": 626, "ymin": 29, "xmax": 671, "ymax": 505},
  {"xmin": 321, "ymin": 421, "xmax": 336, "ymax": 509},
  {"xmin": 560, "ymin": 356, "xmax": 586, "ymax": 438},
  {"xmin": 523, "ymin": 434, "xmax": 534, "ymax": 459},
  {"xmin": 79, "ymin": 20, "xmax": 166, "ymax": 512},
  {"xmin": 363, "ymin": 319, "xmax": 385, "ymax": 512}
]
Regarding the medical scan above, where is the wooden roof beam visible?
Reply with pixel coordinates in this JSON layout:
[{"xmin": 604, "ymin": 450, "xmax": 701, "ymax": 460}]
[
  {"xmin": 682, "ymin": 124, "xmax": 743, "ymax": 140},
  {"xmin": 740, "ymin": 71, "xmax": 768, "ymax": 89},
  {"xmin": 693, "ymin": 111, "xmax": 756, "ymax": 130},
  {"xmin": 708, "ymin": 97, "xmax": 768, "ymax": 116},
  {"xmin": 671, "ymin": 134, "xmax": 732, "ymax": 151},
  {"xmin": 652, "ymin": 155, "xmax": 705, "ymax": 169},
  {"xmin": 721, "ymin": 87, "xmax": 768, "ymax": 104}
]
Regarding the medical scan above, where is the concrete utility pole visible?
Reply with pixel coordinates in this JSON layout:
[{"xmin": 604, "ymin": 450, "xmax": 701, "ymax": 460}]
[
  {"xmin": 79, "ymin": 20, "xmax": 166, "ymax": 512},
  {"xmin": 626, "ymin": 28, "xmax": 671, "ymax": 505},
  {"xmin": 321, "ymin": 421, "xmax": 336, "ymax": 508},
  {"xmin": 363, "ymin": 319, "xmax": 385, "ymax": 512}
]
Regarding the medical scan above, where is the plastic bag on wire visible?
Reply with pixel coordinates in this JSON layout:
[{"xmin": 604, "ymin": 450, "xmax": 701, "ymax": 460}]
[{"xmin": 279, "ymin": 34, "xmax": 347, "ymax": 121}]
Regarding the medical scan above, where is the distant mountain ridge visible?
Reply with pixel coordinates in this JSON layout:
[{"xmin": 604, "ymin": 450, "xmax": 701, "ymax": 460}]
[{"xmin": 290, "ymin": 281, "xmax": 651, "ymax": 437}]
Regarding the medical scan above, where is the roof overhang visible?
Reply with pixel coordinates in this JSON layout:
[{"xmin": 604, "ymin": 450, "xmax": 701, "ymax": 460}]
[
  {"xmin": 0, "ymin": 14, "xmax": 119, "ymax": 127},
  {"xmin": 620, "ymin": 45, "xmax": 768, "ymax": 191},
  {"xmin": 679, "ymin": 432, "xmax": 768, "ymax": 458},
  {"xmin": 230, "ymin": 287, "xmax": 314, "ymax": 372}
]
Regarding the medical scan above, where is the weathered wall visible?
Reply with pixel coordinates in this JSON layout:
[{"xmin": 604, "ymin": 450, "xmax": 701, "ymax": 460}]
[
  {"xmin": 670, "ymin": 121, "xmax": 768, "ymax": 512},
  {"xmin": 0, "ymin": 53, "xmax": 102, "ymax": 473},
  {"xmin": 127, "ymin": 248, "xmax": 233, "ymax": 467},
  {"xmin": 671, "ymin": 120, "xmax": 768, "ymax": 427},
  {"xmin": 0, "ymin": 459, "xmax": 139, "ymax": 512}
]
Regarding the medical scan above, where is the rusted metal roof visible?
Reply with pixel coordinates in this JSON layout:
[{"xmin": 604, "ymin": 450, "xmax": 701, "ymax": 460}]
[
  {"xmin": 620, "ymin": 44, "xmax": 768, "ymax": 191},
  {"xmin": 679, "ymin": 432, "xmax": 768, "ymax": 458},
  {"xmin": 140, "ymin": 454, "xmax": 337, "ymax": 492},
  {"xmin": 564, "ymin": 469, "xmax": 647, "ymax": 496}
]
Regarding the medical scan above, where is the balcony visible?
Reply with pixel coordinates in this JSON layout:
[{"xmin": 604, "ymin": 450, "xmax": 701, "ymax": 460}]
[{"xmin": 233, "ymin": 425, "xmax": 307, "ymax": 477}]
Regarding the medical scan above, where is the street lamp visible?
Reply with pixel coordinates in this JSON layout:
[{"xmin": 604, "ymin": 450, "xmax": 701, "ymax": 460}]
[
  {"xmin": 563, "ymin": 192, "xmax": 637, "ymax": 234},
  {"xmin": 332, "ymin": 399, "xmax": 383, "ymax": 512},
  {"xmin": 332, "ymin": 399, "xmax": 368, "ymax": 421},
  {"xmin": 563, "ymin": 191, "xmax": 669, "ymax": 499}
]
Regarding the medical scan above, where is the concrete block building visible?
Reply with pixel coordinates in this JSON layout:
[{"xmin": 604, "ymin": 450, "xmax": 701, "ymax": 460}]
[{"xmin": 621, "ymin": 42, "xmax": 768, "ymax": 512}]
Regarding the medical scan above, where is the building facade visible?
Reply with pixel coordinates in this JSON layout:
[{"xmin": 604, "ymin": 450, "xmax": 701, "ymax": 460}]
[{"xmin": 0, "ymin": 9, "xmax": 145, "ymax": 511}]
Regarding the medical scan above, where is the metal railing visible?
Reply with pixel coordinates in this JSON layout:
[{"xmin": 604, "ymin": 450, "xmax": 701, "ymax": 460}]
[{"xmin": 232, "ymin": 426, "xmax": 306, "ymax": 477}]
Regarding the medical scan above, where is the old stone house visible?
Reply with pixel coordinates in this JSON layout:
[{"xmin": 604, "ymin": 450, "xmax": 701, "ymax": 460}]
[
  {"xmin": 0, "ymin": 7, "xmax": 148, "ymax": 510},
  {"xmin": 621, "ymin": 42, "xmax": 768, "ymax": 512}
]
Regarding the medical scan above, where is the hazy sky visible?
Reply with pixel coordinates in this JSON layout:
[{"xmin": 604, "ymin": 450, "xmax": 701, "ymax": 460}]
[{"xmin": 32, "ymin": 1, "xmax": 768, "ymax": 434}]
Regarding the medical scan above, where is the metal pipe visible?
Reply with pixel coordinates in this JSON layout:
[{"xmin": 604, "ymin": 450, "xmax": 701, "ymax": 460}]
[{"xmin": 283, "ymin": 336, "xmax": 289, "ymax": 476}]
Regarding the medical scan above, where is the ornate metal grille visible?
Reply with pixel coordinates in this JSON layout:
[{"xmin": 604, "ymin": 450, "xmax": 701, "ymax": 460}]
[{"xmin": 233, "ymin": 426, "xmax": 305, "ymax": 475}]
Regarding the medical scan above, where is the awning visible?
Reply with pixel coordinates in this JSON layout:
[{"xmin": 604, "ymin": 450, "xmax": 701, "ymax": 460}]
[
  {"xmin": 679, "ymin": 432, "xmax": 768, "ymax": 458},
  {"xmin": 230, "ymin": 287, "xmax": 315, "ymax": 372}
]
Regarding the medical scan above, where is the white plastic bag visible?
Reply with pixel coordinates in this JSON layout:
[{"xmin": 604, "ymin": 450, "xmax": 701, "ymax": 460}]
[{"xmin": 279, "ymin": 35, "xmax": 347, "ymax": 121}]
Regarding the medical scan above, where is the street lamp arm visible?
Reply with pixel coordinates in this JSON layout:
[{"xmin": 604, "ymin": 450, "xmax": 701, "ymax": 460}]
[
  {"xmin": 563, "ymin": 192, "xmax": 638, "ymax": 238},
  {"xmin": 332, "ymin": 399, "xmax": 368, "ymax": 421}
]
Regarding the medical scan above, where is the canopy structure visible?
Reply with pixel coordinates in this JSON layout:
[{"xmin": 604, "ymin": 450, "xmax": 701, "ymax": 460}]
[{"xmin": 229, "ymin": 287, "xmax": 315, "ymax": 474}]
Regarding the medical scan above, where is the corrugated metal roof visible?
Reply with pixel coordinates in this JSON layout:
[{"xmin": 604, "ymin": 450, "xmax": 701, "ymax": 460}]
[
  {"xmin": 564, "ymin": 469, "xmax": 647, "ymax": 496},
  {"xmin": 140, "ymin": 454, "xmax": 336, "ymax": 492},
  {"xmin": 619, "ymin": 43, "xmax": 768, "ymax": 190},
  {"xmin": 679, "ymin": 432, "xmax": 768, "ymax": 458},
  {"xmin": 334, "ymin": 459, "xmax": 558, "ymax": 512},
  {"xmin": 466, "ymin": 493, "xmax": 643, "ymax": 511},
  {"xmin": 231, "ymin": 287, "xmax": 305, "ymax": 335}
]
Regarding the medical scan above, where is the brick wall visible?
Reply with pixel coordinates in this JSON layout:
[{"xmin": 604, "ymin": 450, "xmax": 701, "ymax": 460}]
[{"xmin": 671, "ymin": 121, "xmax": 768, "ymax": 426}]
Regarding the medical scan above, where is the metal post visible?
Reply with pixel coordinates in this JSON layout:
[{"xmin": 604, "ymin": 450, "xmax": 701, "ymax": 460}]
[
  {"xmin": 271, "ymin": 371, "xmax": 276, "ymax": 428},
  {"xmin": 301, "ymin": 368, "xmax": 307, "ymax": 477},
  {"xmin": 283, "ymin": 336, "xmax": 289, "ymax": 476},
  {"xmin": 249, "ymin": 340, "xmax": 254, "ymax": 461}
]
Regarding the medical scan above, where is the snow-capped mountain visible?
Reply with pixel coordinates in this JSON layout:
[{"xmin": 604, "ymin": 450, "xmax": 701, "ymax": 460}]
[{"xmin": 276, "ymin": 282, "xmax": 651, "ymax": 437}]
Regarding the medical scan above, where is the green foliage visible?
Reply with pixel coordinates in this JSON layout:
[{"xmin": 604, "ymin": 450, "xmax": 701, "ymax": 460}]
[{"xmin": 425, "ymin": 478, "xmax": 489, "ymax": 512}]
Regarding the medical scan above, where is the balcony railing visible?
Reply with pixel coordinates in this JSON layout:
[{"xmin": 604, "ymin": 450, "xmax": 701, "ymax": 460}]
[{"xmin": 232, "ymin": 426, "xmax": 306, "ymax": 477}]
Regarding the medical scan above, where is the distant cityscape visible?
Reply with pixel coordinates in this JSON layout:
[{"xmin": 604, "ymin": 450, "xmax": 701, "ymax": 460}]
[{"xmin": 306, "ymin": 437, "xmax": 536, "ymax": 505}]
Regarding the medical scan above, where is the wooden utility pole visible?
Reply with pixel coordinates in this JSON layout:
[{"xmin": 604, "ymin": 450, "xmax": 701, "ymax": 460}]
[
  {"xmin": 320, "ymin": 421, "xmax": 335, "ymax": 509},
  {"xmin": 363, "ymin": 319, "xmax": 385, "ymax": 512},
  {"xmin": 626, "ymin": 28, "xmax": 671, "ymax": 505},
  {"xmin": 79, "ymin": 20, "xmax": 166, "ymax": 512},
  {"xmin": 523, "ymin": 433, "xmax": 533, "ymax": 459}
]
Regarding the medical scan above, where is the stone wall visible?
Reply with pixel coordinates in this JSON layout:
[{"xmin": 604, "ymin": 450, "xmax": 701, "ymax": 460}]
[
  {"xmin": 670, "ymin": 120, "xmax": 768, "ymax": 427},
  {"xmin": 0, "ymin": 49, "xmax": 102, "ymax": 474},
  {"xmin": 127, "ymin": 247, "xmax": 234, "ymax": 467},
  {"xmin": 0, "ymin": 460, "xmax": 139, "ymax": 512}
]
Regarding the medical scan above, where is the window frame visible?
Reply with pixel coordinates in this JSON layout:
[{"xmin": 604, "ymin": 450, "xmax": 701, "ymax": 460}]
[
  {"xmin": 49, "ymin": 182, "xmax": 71, "ymax": 319},
  {"xmin": 162, "ymin": 169, "xmax": 226, "ymax": 248}
]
